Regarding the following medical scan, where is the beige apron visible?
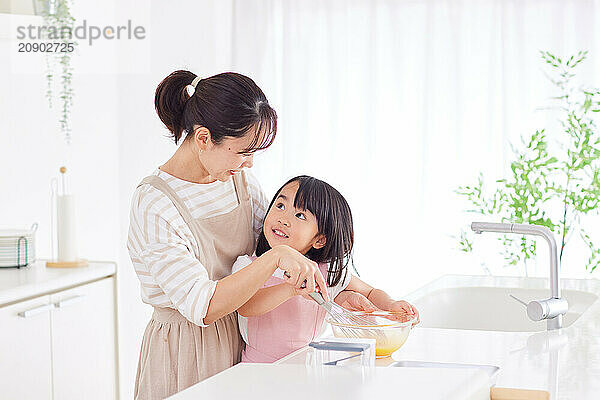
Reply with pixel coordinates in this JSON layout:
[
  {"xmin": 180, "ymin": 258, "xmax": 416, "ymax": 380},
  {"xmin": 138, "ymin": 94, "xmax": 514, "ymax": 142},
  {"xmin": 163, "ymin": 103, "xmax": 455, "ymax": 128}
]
[{"xmin": 134, "ymin": 171, "xmax": 255, "ymax": 400}]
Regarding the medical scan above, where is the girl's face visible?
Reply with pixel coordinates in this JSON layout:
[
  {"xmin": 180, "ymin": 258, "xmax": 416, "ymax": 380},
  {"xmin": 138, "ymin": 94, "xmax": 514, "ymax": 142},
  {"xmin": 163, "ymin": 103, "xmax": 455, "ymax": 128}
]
[{"xmin": 263, "ymin": 181, "xmax": 326, "ymax": 254}]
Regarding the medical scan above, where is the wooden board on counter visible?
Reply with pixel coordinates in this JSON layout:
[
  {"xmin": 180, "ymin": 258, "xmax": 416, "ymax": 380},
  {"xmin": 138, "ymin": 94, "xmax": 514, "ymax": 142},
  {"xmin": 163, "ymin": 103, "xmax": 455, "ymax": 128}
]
[{"xmin": 491, "ymin": 387, "xmax": 550, "ymax": 400}]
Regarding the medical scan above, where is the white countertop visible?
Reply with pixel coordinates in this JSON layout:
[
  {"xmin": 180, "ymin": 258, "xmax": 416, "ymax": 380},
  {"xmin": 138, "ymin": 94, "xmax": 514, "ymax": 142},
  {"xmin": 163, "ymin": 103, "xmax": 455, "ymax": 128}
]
[
  {"xmin": 0, "ymin": 259, "xmax": 116, "ymax": 306},
  {"xmin": 168, "ymin": 363, "xmax": 491, "ymax": 400}
]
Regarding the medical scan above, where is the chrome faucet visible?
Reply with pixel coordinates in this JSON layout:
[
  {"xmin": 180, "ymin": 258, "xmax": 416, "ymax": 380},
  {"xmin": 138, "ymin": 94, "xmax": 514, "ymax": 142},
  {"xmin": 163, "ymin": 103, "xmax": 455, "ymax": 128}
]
[{"xmin": 471, "ymin": 222, "xmax": 569, "ymax": 330}]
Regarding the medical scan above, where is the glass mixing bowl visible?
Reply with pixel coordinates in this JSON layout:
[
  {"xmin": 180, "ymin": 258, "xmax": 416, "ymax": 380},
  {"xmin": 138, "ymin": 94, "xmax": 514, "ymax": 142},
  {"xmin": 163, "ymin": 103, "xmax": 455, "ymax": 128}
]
[{"xmin": 327, "ymin": 311, "xmax": 415, "ymax": 358}]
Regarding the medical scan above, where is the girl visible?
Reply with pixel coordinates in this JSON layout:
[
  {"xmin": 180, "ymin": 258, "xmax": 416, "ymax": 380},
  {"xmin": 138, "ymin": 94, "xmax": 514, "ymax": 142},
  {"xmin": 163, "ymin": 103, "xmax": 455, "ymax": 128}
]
[{"xmin": 232, "ymin": 175, "xmax": 420, "ymax": 363}]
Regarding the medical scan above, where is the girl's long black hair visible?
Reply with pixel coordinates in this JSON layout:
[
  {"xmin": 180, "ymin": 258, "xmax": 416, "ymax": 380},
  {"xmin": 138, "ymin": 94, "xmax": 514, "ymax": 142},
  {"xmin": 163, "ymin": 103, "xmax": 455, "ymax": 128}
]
[{"xmin": 255, "ymin": 175, "xmax": 354, "ymax": 287}]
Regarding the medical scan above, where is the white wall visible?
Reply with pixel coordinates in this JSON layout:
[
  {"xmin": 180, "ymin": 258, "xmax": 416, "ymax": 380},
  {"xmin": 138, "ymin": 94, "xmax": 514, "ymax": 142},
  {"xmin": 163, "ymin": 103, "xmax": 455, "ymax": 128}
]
[{"xmin": 0, "ymin": 2, "xmax": 119, "ymax": 263}]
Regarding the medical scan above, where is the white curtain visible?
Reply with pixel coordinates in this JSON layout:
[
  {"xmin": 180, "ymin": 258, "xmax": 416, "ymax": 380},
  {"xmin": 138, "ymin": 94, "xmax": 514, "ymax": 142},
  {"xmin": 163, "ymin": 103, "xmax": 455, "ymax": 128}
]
[{"xmin": 220, "ymin": 0, "xmax": 600, "ymax": 295}]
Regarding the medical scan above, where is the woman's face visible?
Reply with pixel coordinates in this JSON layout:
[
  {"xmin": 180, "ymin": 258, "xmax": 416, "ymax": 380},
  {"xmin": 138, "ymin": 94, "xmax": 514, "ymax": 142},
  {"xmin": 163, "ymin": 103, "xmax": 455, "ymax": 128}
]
[
  {"xmin": 196, "ymin": 128, "xmax": 257, "ymax": 182},
  {"xmin": 263, "ymin": 181, "xmax": 326, "ymax": 254}
]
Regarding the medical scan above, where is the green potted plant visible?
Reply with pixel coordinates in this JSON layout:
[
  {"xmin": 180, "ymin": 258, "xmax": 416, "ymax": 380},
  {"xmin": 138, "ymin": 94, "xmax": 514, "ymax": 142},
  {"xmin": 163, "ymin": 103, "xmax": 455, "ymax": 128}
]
[
  {"xmin": 42, "ymin": 0, "xmax": 76, "ymax": 144},
  {"xmin": 456, "ymin": 51, "xmax": 600, "ymax": 274}
]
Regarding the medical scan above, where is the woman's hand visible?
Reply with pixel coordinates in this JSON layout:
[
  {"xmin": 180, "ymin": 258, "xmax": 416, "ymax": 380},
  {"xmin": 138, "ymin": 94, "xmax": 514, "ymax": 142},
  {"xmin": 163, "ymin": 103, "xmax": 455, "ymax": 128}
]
[
  {"xmin": 270, "ymin": 245, "xmax": 329, "ymax": 301},
  {"xmin": 386, "ymin": 300, "xmax": 420, "ymax": 326},
  {"xmin": 291, "ymin": 286, "xmax": 319, "ymax": 301},
  {"xmin": 334, "ymin": 290, "xmax": 378, "ymax": 312}
]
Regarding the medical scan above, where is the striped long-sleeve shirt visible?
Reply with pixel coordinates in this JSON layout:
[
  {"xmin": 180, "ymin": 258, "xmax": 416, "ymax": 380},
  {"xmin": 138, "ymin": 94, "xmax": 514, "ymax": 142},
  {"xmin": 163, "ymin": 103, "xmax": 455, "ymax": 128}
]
[{"xmin": 127, "ymin": 168, "xmax": 269, "ymax": 327}]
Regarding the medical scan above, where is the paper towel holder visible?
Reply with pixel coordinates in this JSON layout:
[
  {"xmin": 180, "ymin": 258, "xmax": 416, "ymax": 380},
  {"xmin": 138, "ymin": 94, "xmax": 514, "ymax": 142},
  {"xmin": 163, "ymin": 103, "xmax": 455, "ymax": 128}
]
[{"xmin": 46, "ymin": 166, "xmax": 89, "ymax": 269}]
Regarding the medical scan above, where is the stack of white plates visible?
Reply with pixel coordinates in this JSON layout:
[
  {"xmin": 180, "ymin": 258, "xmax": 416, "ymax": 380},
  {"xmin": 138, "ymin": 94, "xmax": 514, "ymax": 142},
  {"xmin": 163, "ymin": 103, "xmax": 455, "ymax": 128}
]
[{"xmin": 0, "ymin": 224, "xmax": 37, "ymax": 268}]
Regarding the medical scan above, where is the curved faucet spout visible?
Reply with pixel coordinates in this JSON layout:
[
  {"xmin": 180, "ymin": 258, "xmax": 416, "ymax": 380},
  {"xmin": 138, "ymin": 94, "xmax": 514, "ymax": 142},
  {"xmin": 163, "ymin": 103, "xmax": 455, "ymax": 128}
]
[
  {"xmin": 471, "ymin": 222, "xmax": 560, "ymax": 299},
  {"xmin": 470, "ymin": 222, "xmax": 567, "ymax": 330}
]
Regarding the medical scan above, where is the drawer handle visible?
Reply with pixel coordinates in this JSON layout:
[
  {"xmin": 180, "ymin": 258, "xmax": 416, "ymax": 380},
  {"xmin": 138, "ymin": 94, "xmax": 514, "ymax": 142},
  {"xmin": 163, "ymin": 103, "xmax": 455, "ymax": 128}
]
[
  {"xmin": 18, "ymin": 303, "xmax": 55, "ymax": 318},
  {"xmin": 55, "ymin": 295, "xmax": 86, "ymax": 308}
]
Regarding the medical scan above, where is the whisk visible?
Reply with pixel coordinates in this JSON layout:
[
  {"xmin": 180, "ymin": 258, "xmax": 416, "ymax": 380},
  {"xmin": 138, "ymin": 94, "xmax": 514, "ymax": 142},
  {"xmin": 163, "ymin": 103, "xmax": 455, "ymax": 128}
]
[
  {"xmin": 307, "ymin": 291, "xmax": 387, "ymax": 340},
  {"xmin": 282, "ymin": 272, "xmax": 396, "ymax": 340}
]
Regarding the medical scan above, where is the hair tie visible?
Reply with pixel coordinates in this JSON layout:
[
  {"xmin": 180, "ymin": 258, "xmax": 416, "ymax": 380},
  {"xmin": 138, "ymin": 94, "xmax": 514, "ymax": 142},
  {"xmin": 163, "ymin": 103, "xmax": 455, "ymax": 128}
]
[{"xmin": 186, "ymin": 75, "xmax": 202, "ymax": 97}]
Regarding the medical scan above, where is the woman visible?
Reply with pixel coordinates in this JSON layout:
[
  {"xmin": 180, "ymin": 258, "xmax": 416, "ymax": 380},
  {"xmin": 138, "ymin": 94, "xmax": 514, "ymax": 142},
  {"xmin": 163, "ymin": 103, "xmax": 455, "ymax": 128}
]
[{"xmin": 127, "ymin": 70, "xmax": 377, "ymax": 399}]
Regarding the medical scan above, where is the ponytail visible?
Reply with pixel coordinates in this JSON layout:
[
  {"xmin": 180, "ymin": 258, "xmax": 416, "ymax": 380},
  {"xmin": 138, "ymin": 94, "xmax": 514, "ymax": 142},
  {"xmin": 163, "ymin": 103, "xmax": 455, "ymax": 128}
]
[
  {"xmin": 154, "ymin": 70, "xmax": 195, "ymax": 144},
  {"xmin": 154, "ymin": 70, "xmax": 277, "ymax": 150}
]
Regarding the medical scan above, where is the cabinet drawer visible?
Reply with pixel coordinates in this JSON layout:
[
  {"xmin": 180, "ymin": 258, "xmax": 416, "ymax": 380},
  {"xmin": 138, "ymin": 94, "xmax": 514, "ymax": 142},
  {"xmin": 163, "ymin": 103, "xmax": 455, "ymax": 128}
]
[
  {"xmin": 0, "ymin": 295, "xmax": 53, "ymax": 399},
  {"xmin": 50, "ymin": 277, "xmax": 117, "ymax": 400}
]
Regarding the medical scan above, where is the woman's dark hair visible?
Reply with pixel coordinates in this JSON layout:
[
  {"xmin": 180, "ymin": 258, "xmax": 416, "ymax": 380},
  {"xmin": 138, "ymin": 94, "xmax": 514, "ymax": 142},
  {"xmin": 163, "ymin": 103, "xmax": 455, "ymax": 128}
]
[
  {"xmin": 256, "ymin": 175, "xmax": 354, "ymax": 287},
  {"xmin": 155, "ymin": 70, "xmax": 277, "ymax": 151}
]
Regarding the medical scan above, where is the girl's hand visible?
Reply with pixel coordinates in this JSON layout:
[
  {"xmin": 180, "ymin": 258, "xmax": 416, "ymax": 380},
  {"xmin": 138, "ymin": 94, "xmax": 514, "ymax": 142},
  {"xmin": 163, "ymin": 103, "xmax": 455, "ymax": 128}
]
[
  {"xmin": 334, "ymin": 290, "xmax": 378, "ymax": 312},
  {"xmin": 386, "ymin": 300, "xmax": 420, "ymax": 326},
  {"xmin": 271, "ymin": 245, "xmax": 329, "ymax": 301}
]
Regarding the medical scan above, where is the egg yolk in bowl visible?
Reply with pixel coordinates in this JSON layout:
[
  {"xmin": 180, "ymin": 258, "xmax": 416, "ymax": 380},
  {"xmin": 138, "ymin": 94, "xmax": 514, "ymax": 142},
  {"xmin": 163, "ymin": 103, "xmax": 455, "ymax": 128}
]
[{"xmin": 327, "ymin": 311, "xmax": 416, "ymax": 358}]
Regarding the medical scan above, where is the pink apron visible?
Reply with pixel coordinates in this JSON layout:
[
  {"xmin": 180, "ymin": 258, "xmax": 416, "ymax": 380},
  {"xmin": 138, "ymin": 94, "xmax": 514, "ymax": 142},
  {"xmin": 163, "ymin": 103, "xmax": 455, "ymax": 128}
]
[{"xmin": 242, "ymin": 263, "xmax": 329, "ymax": 363}]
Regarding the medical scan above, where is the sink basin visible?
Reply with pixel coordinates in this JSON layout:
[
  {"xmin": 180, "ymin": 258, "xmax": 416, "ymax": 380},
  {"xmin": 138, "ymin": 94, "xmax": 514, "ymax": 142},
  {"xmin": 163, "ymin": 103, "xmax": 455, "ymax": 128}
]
[
  {"xmin": 390, "ymin": 360, "xmax": 499, "ymax": 384},
  {"xmin": 406, "ymin": 276, "xmax": 598, "ymax": 332}
]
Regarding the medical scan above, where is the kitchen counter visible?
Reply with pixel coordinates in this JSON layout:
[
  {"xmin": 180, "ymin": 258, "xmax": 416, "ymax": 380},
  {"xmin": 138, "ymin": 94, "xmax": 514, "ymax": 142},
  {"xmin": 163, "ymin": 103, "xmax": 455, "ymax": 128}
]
[
  {"xmin": 167, "ymin": 274, "xmax": 599, "ymax": 400},
  {"xmin": 0, "ymin": 260, "xmax": 116, "ymax": 306},
  {"xmin": 279, "ymin": 275, "xmax": 600, "ymax": 400},
  {"xmin": 168, "ymin": 363, "xmax": 491, "ymax": 399}
]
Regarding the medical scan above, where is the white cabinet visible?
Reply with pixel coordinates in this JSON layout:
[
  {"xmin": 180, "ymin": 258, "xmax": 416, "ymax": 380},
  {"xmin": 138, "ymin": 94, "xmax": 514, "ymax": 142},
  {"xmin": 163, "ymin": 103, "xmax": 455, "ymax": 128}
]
[
  {"xmin": 51, "ymin": 277, "xmax": 118, "ymax": 400},
  {"xmin": 0, "ymin": 295, "xmax": 54, "ymax": 399},
  {"xmin": 0, "ymin": 277, "xmax": 118, "ymax": 400}
]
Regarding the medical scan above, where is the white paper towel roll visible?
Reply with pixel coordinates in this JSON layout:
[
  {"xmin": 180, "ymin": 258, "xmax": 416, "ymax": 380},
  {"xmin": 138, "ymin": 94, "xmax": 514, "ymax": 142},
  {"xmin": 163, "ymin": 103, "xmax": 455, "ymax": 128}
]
[{"xmin": 57, "ymin": 194, "xmax": 78, "ymax": 262}]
